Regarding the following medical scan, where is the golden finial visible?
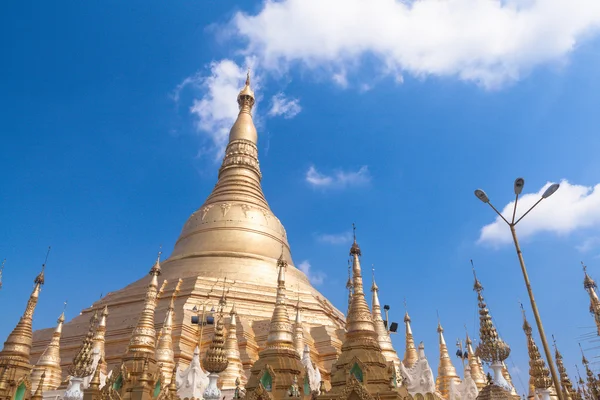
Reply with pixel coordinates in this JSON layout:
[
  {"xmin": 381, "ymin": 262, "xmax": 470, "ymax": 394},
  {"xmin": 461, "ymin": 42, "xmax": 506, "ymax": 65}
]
[
  {"xmin": 237, "ymin": 69, "xmax": 255, "ymax": 111},
  {"xmin": 266, "ymin": 249, "xmax": 293, "ymax": 347},
  {"xmin": 371, "ymin": 265, "xmax": 378, "ymax": 292},
  {"xmin": 579, "ymin": 343, "xmax": 600, "ymax": 398},
  {"xmin": 521, "ymin": 303, "xmax": 551, "ymax": 390},
  {"xmin": 553, "ymin": 335, "xmax": 577, "ymax": 400},
  {"xmin": 350, "ymin": 223, "xmax": 361, "ymax": 256},
  {"xmin": 581, "ymin": 261, "xmax": 600, "ymax": 335},
  {"xmin": 150, "ymin": 247, "xmax": 162, "ymax": 277},
  {"xmin": 473, "ymin": 262, "xmax": 510, "ymax": 363},
  {"xmin": 246, "ymin": 68, "xmax": 250, "ymax": 86},
  {"xmin": 402, "ymin": 299, "xmax": 418, "ymax": 369},
  {"xmin": 68, "ymin": 310, "xmax": 98, "ymax": 378},
  {"xmin": 465, "ymin": 326, "xmax": 487, "ymax": 389},
  {"xmin": 203, "ymin": 315, "xmax": 228, "ymax": 373},
  {"xmin": 435, "ymin": 316, "xmax": 460, "ymax": 399}
]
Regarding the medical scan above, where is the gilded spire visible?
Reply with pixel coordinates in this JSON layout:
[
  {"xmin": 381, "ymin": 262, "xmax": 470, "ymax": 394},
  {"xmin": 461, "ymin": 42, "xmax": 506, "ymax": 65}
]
[
  {"xmin": 465, "ymin": 331, "xmax": 487, "ymax": 389},
  {"xmin": 221, "ymin": 304, "xmax": 246, "ymax": 389},
  {"xmin": 203, "ymin": 314, "xmax": 228, "ymax": 374},
  {"xmin": 32, "ymin": 372, "xmax": 45, "ymax": 400},
  {"xmin": 68, "ymin": 310, "xmax": 99, "ymax": 378},
  {"xmin": 125, "ymin": 251, "xmax": 167, "ymax": 357},
  {"xmin": 156, "ymin": 278, "xmax": 182, "ymax": 383},
  {"xmin": 0, "ymin": 260, "xmax": 46, "ymax": 364},
  {"xmin": 266, "ymin": 253, "xmax": 294, "ymax": 347},
  {"xmin": 92, "ymin": 305, "xmax": 108, "ymax": 375},
  {"xmin": 553, "ymin": 336, "xmax": 576, "ymax": 400},
  {"xmin": 31, "ymin": 310, "xmax": 65, "ymax": 391},
  {"xmin": 472, "ymin": 266, "xmax": 510, "ymax": 363},
  {"xmin": 293, "ymin": 297, "xmax": 304, "ymax": 356},
  {"xmin": 403, "ymin": 303, "xmax": 418, "ymax": 369},
  {"xmin": 522, "ymin": 306, "xmax": 552, "ymax": 391},
  {"xmin": 436, "ymin": 320, "xmax": 461, "ymax": 399},
  {"xmin": 581, "ymin": 262, "xmax": 600, "ymax": 336},
  {"xmin": 346, "ymin": 224, "xmax": 376, "ymax": 334},
  {"xmin": 579, "ymin": 344, "xmax": 600, "ymax": 399},
  {"xmin": 346, "ymin": 259, "xmax": 353, "ymax": 316},
  {"xmin": 371, "ymin": 267, "xmax": 400, "ymax": 369}
]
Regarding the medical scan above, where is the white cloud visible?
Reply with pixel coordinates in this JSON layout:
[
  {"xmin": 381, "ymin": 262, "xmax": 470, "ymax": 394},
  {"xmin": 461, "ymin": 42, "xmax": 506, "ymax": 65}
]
[
  {"xmin": 297, "ymin": 260, "xmax": 326, "ymax": 285},
  {"xmin": 478, "ymin": 180, "xmax": 600, "ymax": 246},
  {"xmin": 577, "ymin": 237, "xmax": 600, "ymax": 253},
  {"xmin": 268, "ymin": 93, "xmax": 302, "ymax": 119},
  {"xmin": 305, "ymin": 165, "xmax": 371, "ymax": 188},
  {"xmin": 315, "ymin": 231, "xmax": 353, "ymax": 245},
  {"xmin": 232, "ymin": 0, "xmax": 600, "ymax": 88}
]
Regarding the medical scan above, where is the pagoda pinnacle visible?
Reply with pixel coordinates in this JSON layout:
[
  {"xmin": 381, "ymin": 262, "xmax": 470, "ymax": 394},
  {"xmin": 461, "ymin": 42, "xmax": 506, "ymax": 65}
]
[
  {"xmin": 370, "ymin": 267, "xmax": 400, "ymax": 370},
  {"xmin": 553, "ymin": 336, "xmax": 576, "ymax": 400},
  {"xmin": 522, "ymin": 305, "xmax": 552, "ymax": 400},
  {"xmin": 581, "ymin": 262, "xmax": 600, "ymax": 336},
  {"xmin": 465, "ymin": 331, "xmax": 486, "ymax": 390},
  {"xmin": 31, "ymin": 310, "xmax": 65, "ymax": 392},
  {"xmin": 402, "ymin": 305, "xmax": 418, "ymax": 369},
  {"xmin": 68, "ymin": 310, "xmax": 99, "ymax": 378},
  {"xmin": 293, "ymin": 298, "xmax": 304, "ymax": 356},
  {"xmin": 221, "ymin": 304, "xmax": 246, "ymax": 389},
  {"xmin": 0, "ymin": 261, "xmax": 46, "ymax": 365},
  {"xmin": 92, "ymin": 305, "xmax": 108, "ymax": 375},
  {"xmin": 346, "ymin": 225, "xmax": 376, "ymax": 335},
  {"xmin": 579, "ymin": 344, "xmax": 600, "ymax": 399},
  {"xmin": 345, "ymin": 259, "xmax": 353, "ymax": 316},
  {"xmin": 436, "ymin": 320, "xmax": 461, "ymax": 399},
  {"xmin": 266, "ymin": 253, "xmax": 294, "ymax": 347},
  {"xmin": 125, "ymin": 251, "xmax": 167, "ymax": 358},
  {"xmin": 156, "ymin": 278, "xmax": 182, "ymax": 384}
]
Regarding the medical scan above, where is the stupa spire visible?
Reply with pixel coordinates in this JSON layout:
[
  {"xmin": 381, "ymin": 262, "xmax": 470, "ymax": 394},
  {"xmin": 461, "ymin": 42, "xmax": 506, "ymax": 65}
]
[
  {"xmin": 92, "ymin": 305, "xmax": 108, "ymax": 375},
  {"xmin": 465, "ymin": 330, "xmax": 486, "ymax": 389},
  {"xmin": 220, "ymin": 304, "xmax": 246, "ymax": 390},
  {"xmin": 581, "ymin": 262, "xmax": 600, "ymax": 336},
  {"xmin": 68, "ymin": 310, "xmax": 99, "ymax": 378},
  {"xmin": 579, "ymin": 344, "xmax": 600, "ymax": 399},
  {"xmin": 403, "ymin": 301, "xmax": 418, "ymax": 369},
  {"xmin": 31, "ymin": 309, "xmax": 65, "ymax": 392},
  {"xmin": 266, "ymin": 253, "xmax": 294, "ymax": 346},
  {"xmin": 125, "ymin": 250, "xmax": 167, "ymax": 357},
  {"xmin": 553, "ymin": 336, "xmax": 576, "ymax": 400},
  {"xmin": 345, "ymin": 259, "xmax": 353, "ymax": 316},
  {"xmin": 0, "ymin": 255, "xmax": 47, "ymax": 367},
  {"xmin": 346, "ymin": 224, "xmax": 376, "ymax": 334},
  {"xmin": 370, "ymin": 267, "xmax": 400, "ymax": 370},
  {"xmin": 436, "ymin": 319, "xmax": 461, "ymax": 399},
  {"xmin": 471, "ymin": 262, "xmax": 511, "ymax": 390},
  {"xmin": 522, "ymin": 305, "xmax": 552, "ymax": 400},
  {"xmin": 293, "ymin": 296, "xmax": 304, "ymax": 356},
  {"xmin": 156, "ymin": 278, "xmax": 182, "ymax": 384}
]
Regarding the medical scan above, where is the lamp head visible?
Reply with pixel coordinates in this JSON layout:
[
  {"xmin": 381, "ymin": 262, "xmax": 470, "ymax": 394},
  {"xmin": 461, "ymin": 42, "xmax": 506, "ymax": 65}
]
[
  {"xmin": 514, "ymin": 178, "xmax": 524, "ymax": 195},
  {"xmin": 384, "ymin": 305, "xmax": 390, "ymax": 311},
  {"xmin": 542, "ymin": 183, "xmax": 560, "ymax": 199},
  {"xmin": 474, "ymin": 189, "xmax": 489, "ymax": 203},
  {"xmin": 192, "ymin": 305, "xmax": 198, "ymax": 312}
]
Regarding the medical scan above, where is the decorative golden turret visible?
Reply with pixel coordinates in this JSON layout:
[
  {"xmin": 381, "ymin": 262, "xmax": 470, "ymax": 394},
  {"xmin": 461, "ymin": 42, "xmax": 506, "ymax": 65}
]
[
  {"xmin": 346, "ymin": 260, "xmax": 353, "ymax": 316},
  {"xmin": 0, "ymin": 261, "xmax": 46, "ymax": 400},
  {"xmin": 68, "ymin": 311, "xmax": 99, "ymax": 378},
  {"xmin": 220, "ymin": 304, "xmax": 246, "ymax": 390},
  {"xmin": 403, "ymin": 308, "xmax": 418, "ymax": 369},
  {"xmin": 371, "ymin": 268, "xmax": 401, "ymax": 371},
  {"xmin": 203, "ymin": 315, "xmax": 228, "ymax": 374},
  {"xmin": 31, "ymin": 311, "xmax": 65, "ymax": 392},
  {"xmin": 92, "ymin": 305, "xmax": 108, "ymax": 376},
  {"xmin": 581, "ymin": 262, "xmax": 600, "ymax": 336},
  {"xmin": 435, "ymin": 321, "xmax": 461, "ymax": 399},
  {"xmin": 293, "ymin": 298, "xmax": 304, "ymax": 357},
  {"xmin": 579, "ymin": 345, "xmax": 599, "ymax": 399},
  {"xmin": 552, "ymin": 336, "xmax": 575, "ymax": 400},
  {"xmin": 244, "ymin": 252, "xmax": 303, "ymax": 399},
  {"xmin": 522, "ymin": 306, "xmax": 552, "ymax": 400},
  {"xmin": 31, "ymin": 372, "xmax": 45, "ymax": 400},
  {"xmin": 465, "ymin": 331, "xmax": 486, "ymax": 390},
  {"xmin": 320, "ymin": 226, "xmax": 410, "ymax": 399},
  {"xmin": 156, "ymin": 279, "xmax": 182, "ymax": 384}
]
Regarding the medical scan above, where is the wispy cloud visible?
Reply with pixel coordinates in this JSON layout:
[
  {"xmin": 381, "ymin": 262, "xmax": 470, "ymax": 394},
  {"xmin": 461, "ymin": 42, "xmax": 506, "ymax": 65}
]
[
  {"xmin": 297, "ymin": 260, "xmax": 326, "ymax": 285},
  {"xmin": 305, "ymin": 165, "xmax": 371, "ymax": 189},
  {"xmin": 232, "ymin": 0, "xmax": 600, "ymax": 89},
  {"xmin": 315, "ymin": 231, "xmax": 353, "ymax": 245},
  {"xmin": 268, "ymin": 93, "xmax": 302, "ymax": 119},
  {"xmin": 577, "ymin": 237, "xmax": 600, "ymax": 253},
  {"xmin": 478, "ymin": 180, "xmax": 600, "ymax": 246}
]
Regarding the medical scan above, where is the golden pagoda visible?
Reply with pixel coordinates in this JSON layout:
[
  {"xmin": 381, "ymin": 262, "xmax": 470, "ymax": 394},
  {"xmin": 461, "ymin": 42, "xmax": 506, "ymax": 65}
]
[
  {"xmin": 319, "ymin": 229, "xmax": 410, "ymax": 400},
  {"xmin": 244, "ymin": 253, "xmax": 304, "ymax": 399},
  {"xmin": 581, "ymin": 263, "xmax": 600, "ymax": 336},
  {"xmin": 522, "ymin": 307, "xmax": 552, "ymax": 400},
  {"xmin": 402, "ymin": 309, "xmax": 418, "ymax": 369},
  {"xmin": 156, "ymin": 279, "xmax": 183, "ymax": 384},
  {"xmin": 552, "ymin": 337, "xmax": 575, "ymax": 400},
  {"xmin": 0, "ymin": 264, "xmax": 45, "ymax": 400},
  {"xmin": 31, "ymin": 71, "xmax": 345, "ymax": 381},
  {"xmin": 31, "ymin": 311, "xmax": 64, "ymax": 392},
  {"xmin": 220, "ymin": 304, "xmax": 246, "ymax": 390},
  {"xmin": 370, "ymin": 268, "xmax": 401, "ymax": 372},
  {"xmin": 435, "ymin": 321, "xmax": 461, "ymax": 399},
  {"xmin": 465, "ymin": 332, "xmax": 486, "ymax": 390},
  {"xmin": 579, "ymin": 345, "xmax": 599, "ymax": 400},
  {"xmin": 92, "ymin": 306, "xmax": 108, "ymax": 376}
]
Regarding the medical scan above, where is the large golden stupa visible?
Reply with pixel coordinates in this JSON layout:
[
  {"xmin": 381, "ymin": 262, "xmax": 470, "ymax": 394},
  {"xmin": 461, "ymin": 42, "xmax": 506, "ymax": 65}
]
[{"xmin": 30, "ymin": 73, "xmax": 346, "ymax": 380}]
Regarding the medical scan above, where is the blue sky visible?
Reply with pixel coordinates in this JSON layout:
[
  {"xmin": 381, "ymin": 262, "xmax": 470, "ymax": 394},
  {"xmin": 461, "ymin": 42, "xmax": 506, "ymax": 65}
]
[{"xmin": 2, "ymin": 0, "xmax": 600, "ymax": 392}]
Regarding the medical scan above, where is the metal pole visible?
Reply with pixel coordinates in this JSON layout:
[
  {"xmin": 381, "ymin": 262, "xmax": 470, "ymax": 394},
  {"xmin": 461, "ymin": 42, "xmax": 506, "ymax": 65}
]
[{"xmin": 509, "ymin": 225, "xmax": 563, "ymax": 400}]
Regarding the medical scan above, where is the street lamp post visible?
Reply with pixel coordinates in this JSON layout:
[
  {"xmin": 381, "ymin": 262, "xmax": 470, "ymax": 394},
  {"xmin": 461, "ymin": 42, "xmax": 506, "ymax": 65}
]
[
  {"xmin": 474, "ymin": 178, "xmax": 563, "ymax": 400},
  {"xmin": 192, "ymin": 302, "xmax": 215, "ymax": 367}
]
